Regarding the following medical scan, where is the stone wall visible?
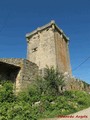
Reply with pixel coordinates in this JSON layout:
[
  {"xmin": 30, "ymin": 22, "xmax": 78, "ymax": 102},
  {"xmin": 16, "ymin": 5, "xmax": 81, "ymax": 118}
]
[
  {"xmin": 0, "ymin": 58, "xmax": 90, "ymax": 93},
  {"xmin": 0, "ymin": 58, "xmax": 39, "ymax": 91},
  {"xmin": 0, "ymin": 58, "xmax": 24, "ymax": 67},
  {"xmin": 20, "ymin": 59, "xmax": 38, "ymax": 90},
  {"xmin": 54, "ymin": 29, "xmax": 72, "ymax": 75},
  {"xmin": 27, "ymin": 26, "xmax": 56, "ymax": 70},
  {"xmin": 63, "ymin": 73, "xmax": 90, "ymax": 92}
]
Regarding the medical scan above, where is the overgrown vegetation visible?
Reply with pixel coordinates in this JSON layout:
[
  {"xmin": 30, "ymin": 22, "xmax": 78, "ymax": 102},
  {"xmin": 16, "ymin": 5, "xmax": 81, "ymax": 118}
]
[{"xmin": 0, "ymin": 67, "xmax": 90, "ymax": 120}]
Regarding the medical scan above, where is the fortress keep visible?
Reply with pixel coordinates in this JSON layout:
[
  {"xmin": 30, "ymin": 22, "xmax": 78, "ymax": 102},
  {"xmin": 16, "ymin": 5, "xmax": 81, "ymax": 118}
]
[
  {"xmin": 0, "ymin": 21, "xmax": 90, "ymax": 92},
  {"xmin": 26, "ymin": 21, "xmax": 71, "ymax": 75}
]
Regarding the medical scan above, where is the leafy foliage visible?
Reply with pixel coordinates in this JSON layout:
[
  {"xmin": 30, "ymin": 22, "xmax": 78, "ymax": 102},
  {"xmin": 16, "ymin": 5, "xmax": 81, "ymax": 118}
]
[
  {"xmin": 0, "ymin": 67, "xmax": 90, "ymax": 119},
  {"xmin": 0, "ymin": 81, "xmax": 16, "ymax": 102},
  {"xmin": 35, "ymin": 67, "xmax": 65, "ymax": 96}
]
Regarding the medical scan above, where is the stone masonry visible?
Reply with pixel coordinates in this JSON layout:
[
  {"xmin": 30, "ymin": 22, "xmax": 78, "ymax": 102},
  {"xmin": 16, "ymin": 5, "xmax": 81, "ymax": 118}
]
[
  {"xmin": 0, "ymin": 58, "xmax": 38, "ymax": 91},
  {"xmin": 63, "ymin": 73, "xmax": 90, "ymax": 92},
  {"xmin": 26, "ymin": 20, "xmax": 72, "ymax": 75}
]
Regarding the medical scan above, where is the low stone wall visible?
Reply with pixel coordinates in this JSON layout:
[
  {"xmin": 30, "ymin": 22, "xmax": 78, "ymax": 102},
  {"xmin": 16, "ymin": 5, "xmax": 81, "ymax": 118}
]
[
  {"xmin": 0, "ymin": 58, "xmax": 39, "ymax": 91},
  {"xmin": 0, "ymin": 58, "xmax": 90, "ymax": 92},
  {"xmin": 0, "ymin": 58, "xmax": 24, "ymax": 67},
  {"xmin": 64, "ymin": 74, "xmax": 90, "ymax": 92},
  {"xmin": 21, "ymin": 59, "xmax": 39, "ymax": 90}
]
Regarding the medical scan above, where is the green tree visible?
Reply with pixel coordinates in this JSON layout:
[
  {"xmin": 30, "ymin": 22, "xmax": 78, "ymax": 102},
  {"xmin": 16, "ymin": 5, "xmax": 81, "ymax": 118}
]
[{"xmin": 35, "ymin": 66, "xmax": 65, "ymax": 96}]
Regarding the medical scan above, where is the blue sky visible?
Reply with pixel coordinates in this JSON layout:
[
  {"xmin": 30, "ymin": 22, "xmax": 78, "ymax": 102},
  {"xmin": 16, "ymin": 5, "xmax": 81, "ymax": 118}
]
[{"xmin": 0, "ymin": 0, "xmax": 90, "ymax": 84}]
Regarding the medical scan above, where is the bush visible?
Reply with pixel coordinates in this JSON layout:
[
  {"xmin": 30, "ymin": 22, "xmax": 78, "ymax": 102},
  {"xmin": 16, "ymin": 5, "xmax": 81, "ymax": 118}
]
[
  {"xmin": 35, "ymin": 67, "xmax": 65, "ymax": 96},
  {"xmin": 0, "ymin": 81, "xmax": 16, "ymax": 102},
  {"xmin": 0, "ymin": 68, "xmax": 90, "ymax": 119}
]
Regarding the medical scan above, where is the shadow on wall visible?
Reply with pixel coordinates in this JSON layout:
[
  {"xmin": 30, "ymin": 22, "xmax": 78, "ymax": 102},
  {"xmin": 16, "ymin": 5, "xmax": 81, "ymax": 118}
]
[{"xmin": 0, "ymin": 62, "xmax": 20, "ymax": 83}]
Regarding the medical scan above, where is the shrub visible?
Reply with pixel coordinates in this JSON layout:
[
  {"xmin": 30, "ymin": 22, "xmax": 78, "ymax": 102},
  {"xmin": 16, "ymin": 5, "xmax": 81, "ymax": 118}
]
[
  {"xmin": 35, "ymin": 66, "xmax": 65, "ymax": 96},
  {"xmin": 0, "ymin": 68, "xmax": 90, "ymax": 119},
  {"xmin": 0, "ymin": 81, "xmax": 16, "ymax": 102}
]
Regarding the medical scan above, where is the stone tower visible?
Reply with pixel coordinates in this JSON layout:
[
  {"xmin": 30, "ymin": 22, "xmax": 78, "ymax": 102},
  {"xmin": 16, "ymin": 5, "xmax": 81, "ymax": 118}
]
[{"xmin": 26, "ymin": 20, "xmax": 72, "ymax": 75}]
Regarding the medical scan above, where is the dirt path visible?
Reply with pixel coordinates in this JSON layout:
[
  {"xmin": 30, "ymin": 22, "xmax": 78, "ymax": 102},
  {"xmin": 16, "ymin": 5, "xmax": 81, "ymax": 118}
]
[{"xmin": 42, "ymin": 107, "xmax": 90, "ymax": 120}]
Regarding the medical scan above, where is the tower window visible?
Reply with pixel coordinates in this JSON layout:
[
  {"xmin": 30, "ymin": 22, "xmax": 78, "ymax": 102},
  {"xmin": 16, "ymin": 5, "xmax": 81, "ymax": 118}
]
[{"xmin": 32, "ymin": 47, "xmax": 38, "ymax": 52}]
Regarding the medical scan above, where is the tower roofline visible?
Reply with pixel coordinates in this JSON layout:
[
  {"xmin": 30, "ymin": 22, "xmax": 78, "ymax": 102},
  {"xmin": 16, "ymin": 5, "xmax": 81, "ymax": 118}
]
[{"xmin": 26, "ymin": 20, "xmax": 69, "ymax": 41}]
